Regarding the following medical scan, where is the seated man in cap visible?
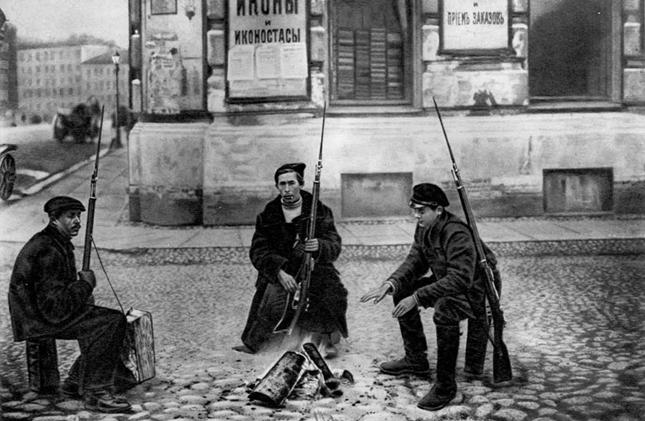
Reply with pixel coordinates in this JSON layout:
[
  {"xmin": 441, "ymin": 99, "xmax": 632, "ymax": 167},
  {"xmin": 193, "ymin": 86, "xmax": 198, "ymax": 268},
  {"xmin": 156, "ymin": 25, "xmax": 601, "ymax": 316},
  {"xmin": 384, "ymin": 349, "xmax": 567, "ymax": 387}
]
[
  {"xmin": 8, "ymin": 196, "xmax": 132, "ymax": 413},
  {"xmin": 236, "ymin": 163, "xmax": 348, "ymax": 357},
  {"xmin": 360, "ymin": 183, "xmax": 499, "ymax": 411}
]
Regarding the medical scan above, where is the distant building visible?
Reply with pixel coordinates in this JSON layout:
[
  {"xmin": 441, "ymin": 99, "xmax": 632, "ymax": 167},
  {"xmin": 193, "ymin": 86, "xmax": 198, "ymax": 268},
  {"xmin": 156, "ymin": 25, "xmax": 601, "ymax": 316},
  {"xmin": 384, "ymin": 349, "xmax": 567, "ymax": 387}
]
[
  {"xmin": 0, "ymin": 15, "xmax": 18, "ymax": 121},
  {"xmin": 81, "ymin": 51, "xmax": 129, "ymax": 118},
  {"xmin": 16, "ymin": 44, "xmax": 111, "ymax": 121}
]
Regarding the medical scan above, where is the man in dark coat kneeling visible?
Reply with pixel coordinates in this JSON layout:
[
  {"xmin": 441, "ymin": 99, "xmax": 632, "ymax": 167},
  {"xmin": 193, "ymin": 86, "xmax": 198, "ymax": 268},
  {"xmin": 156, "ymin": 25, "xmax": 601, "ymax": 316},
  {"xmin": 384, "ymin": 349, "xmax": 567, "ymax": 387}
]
[
  {"xmin": 8, "ymin": 196, "xmax": 132, "ymax": 413},
  {"xmin": 236, "ymin": 163, "xmax": 348, "ymax": 357}
]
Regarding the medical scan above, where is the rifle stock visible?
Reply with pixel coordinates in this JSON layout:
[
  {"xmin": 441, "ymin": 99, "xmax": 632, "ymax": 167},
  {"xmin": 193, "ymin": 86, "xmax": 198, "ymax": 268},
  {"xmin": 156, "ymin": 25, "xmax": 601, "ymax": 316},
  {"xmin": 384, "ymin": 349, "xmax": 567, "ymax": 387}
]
[
  {"xmin": 82, "ymin": 106, "xmax": 104, "ymax": 271},
  {"xmin": 274, "ymin": 104, "xmax": 326, "ymax": 335},
  {"xmin": 432, "ymin": 98, "xmax": 512, "ymax": 383}
]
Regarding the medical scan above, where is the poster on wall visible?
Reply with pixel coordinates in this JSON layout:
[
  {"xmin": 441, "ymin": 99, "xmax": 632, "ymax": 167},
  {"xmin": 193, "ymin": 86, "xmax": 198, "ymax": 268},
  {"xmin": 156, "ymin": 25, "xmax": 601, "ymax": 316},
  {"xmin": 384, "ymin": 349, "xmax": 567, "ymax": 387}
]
[
  {"xmin": 228, "ymin": 0, "xmax": 309, "ymax": 100},
  {"xmin": 441, "ymin": 0, "xmax": 510, "ymax": 52},
  {"xmin": 143, "ymin": 0, "xmax": 204, "ymax": 114}
]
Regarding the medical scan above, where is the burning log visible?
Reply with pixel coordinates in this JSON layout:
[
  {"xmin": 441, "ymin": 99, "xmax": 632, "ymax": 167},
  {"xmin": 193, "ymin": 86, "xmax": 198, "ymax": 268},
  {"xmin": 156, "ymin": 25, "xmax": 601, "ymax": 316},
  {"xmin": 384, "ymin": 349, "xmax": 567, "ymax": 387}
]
[
  {"xmin": 249, "ymin": 350, "xmax": 306, "ymax": 407},
  {"xmin": 248, "ymin": 343, "xmax": 354, "ymax": 407}
]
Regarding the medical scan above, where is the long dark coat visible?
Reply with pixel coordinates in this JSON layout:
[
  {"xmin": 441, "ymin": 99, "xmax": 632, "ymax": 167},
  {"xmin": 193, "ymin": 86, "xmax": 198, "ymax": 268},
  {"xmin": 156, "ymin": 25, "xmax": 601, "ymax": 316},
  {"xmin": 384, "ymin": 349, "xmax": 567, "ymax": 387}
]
[
  {"xmin": 388, "ymin": 211, "xmax": 499, "ymax": 309},
  {"xmin": 241, "ymin": 190, "xmax": 348, "ymax": 351},
  {"xmin": 8, "ymin": 224, "xmax": 94, "ymax": 341}
]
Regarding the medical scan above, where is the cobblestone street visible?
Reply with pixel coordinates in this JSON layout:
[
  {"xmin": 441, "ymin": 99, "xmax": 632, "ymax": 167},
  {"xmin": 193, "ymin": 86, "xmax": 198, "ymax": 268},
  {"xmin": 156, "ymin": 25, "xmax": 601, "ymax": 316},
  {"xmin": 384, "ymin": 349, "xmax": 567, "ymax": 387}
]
[{"xmin": 1, "ymin": 247, "xmax": 643, "ymax": 421}]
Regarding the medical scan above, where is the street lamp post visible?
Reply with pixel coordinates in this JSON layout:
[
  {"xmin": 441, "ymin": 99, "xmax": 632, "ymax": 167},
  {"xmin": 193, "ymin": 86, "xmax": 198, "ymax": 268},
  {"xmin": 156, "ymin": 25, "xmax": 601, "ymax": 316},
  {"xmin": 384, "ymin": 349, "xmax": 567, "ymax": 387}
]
[{"xmin": 111, "ymin": 51, "xmax": 122, "ymax": 149}]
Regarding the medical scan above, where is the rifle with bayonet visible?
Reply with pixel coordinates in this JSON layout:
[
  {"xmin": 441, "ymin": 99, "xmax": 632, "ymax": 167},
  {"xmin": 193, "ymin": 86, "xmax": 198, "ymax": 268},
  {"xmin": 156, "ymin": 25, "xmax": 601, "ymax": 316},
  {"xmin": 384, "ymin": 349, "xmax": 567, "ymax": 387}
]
[
  {"xmin": 432, "ymin": 97, "xmax": 513, "ymax": 383},
  {"xmin": 82, "ymin": 105, "xmax": 104, "ymax": 271},
  {"xmin": 274, "ymin": 104, "xmax": 327, "ymax": 335}
]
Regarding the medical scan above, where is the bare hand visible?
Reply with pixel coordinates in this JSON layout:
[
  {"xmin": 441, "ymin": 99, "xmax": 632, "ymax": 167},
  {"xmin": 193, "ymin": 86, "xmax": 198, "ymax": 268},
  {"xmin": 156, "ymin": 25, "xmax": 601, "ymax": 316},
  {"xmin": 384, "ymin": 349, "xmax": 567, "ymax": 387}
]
[
  {"xmin": 360, "ymin": 283, "xmax": 392, "ymax": 304},
  {"xmin": 278, "ymin": 269, "xmax": 298, "ymax": 294},
  {"xmin": 392, "ymin": 296, "xmax": 418, "ymax": 318},
  {"xmin": 304, "ymin": 238, "xmax": 319, "ymax": 252}
]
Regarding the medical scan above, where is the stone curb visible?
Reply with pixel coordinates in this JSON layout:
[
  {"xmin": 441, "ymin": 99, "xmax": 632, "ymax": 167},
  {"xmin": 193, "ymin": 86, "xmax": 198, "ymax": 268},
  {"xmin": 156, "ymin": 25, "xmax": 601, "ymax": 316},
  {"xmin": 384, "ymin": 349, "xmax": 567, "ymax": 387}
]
[{"xmin": 18, "ymin": 147, "xmax": 112, "ymax": 197}]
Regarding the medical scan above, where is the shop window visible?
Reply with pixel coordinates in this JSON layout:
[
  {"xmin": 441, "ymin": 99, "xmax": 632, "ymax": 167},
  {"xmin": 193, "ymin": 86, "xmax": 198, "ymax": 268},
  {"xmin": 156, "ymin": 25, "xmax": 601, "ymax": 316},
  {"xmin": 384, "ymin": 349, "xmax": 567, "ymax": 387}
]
[
  {"xmin": 333, "ymin": 0, "xmax": 408, "ymax": 102},
  {"xmin": 529, "ymin": 0, "xmax": 613, "ymax": 98}
]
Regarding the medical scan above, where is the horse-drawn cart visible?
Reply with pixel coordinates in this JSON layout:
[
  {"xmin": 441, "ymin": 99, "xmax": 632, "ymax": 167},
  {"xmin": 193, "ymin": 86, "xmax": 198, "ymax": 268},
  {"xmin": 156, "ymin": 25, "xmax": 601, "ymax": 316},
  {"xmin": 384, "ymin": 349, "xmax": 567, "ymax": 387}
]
[{"xmin": 52, "ymin": 96, "xmax": 101, "ymax": 143}]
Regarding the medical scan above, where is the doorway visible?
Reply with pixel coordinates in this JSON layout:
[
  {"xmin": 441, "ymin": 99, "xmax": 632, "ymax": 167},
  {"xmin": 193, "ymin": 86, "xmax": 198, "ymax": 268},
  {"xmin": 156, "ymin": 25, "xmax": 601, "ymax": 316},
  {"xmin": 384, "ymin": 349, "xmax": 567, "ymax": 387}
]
[
  {"xmin": 330, "ymin": 0, "xmax": 412, "ymax": 104},
  {"xmin": 529, "ymin": 0, "xmax": 619, "ymax": 101}
]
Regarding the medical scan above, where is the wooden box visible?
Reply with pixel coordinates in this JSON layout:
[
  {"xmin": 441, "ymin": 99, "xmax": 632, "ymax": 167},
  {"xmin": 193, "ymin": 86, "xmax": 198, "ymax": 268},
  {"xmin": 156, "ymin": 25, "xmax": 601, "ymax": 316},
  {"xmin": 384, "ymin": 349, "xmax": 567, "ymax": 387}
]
[
  {"xmin": 123, "ymin": 308, "xmax": 155, "ymax": 383},
  {"xmin": 26, "ymin": 338, "xmax": 59, "ymax": 393}
]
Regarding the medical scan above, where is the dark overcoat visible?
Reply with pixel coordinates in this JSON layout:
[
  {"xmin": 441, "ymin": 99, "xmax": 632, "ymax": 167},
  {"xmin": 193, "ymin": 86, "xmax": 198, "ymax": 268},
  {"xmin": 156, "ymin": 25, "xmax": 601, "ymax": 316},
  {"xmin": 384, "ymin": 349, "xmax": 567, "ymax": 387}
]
[
  {"xmin": 241, "ymin": 191, "xmax": 348, "ymax": 350},
  {"xmin": 8, "ymin": 224, "xmax": 93, "ymax": 341},
  {"xmin": 388, "ymin": 211, "xmax": 499, "ymax": 309}
]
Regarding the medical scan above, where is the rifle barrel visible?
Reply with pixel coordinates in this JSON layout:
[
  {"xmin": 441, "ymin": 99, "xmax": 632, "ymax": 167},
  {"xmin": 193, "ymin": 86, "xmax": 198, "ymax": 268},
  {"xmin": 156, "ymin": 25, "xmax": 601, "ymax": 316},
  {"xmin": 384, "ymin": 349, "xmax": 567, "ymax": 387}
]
[
  {"xmin": 82, "ymin": 106, "xmax": 104, "ymax": 270},
  {"xmin": 286, "ymin": 103, "xmax": 326, "ymax": 335},
  {"xmin": 432, "ymin": 97, "xmax": 512, "ymax": 382}
]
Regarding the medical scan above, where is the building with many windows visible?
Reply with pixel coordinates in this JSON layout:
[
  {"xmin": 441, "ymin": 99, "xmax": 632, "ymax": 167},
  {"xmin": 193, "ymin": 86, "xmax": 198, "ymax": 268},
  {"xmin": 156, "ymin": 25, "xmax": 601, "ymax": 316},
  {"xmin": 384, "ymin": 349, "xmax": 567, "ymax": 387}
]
[
  {"xmin": 0, "ymin": 14, "xmax": 17, "ymax": 122},
  {"xmin": 17, "ymin": 44, "xmax": 111, "ymax": 121},
  {"xmin": 81, "ymin": 51, "xmax": 130, "ymax": 117},
  {"xmin": 126, "ymin": 0, "xmax": 645, "ymax": 225}
]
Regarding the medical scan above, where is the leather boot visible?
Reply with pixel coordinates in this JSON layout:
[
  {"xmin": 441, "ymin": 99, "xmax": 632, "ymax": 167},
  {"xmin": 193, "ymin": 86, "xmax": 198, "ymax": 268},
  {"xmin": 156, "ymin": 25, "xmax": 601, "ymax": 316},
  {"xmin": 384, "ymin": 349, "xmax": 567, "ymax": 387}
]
[
  {"xmin": 418, "ymin": 324, "xmax": 460, "ymax": 411},
  {"xmin": 84, "ymin": 389, "xmax": 131, "ymax": 413},
  {"xmin": 464, "ymin": 316, "xmax": 488, "ymax": 379},
  {"xmin": 381, "ymin": 304, "xmax": 431, "ymax": 377},
  {"xmin": 380, "ymin": 356, "xmax": 430, "ymax": 377}
]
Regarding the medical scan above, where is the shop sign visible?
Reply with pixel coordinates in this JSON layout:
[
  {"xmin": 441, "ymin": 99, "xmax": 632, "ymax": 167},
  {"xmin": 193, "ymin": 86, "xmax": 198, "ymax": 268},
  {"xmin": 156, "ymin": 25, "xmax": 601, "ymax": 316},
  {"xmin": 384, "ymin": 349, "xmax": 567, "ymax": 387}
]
[
  {"xmin": 228, "ymin": 0, "xmax": 308, "ymax": 100},
  {"xmin": 441, "ymin": 0, "xmax": 510, "ymax": 53}
]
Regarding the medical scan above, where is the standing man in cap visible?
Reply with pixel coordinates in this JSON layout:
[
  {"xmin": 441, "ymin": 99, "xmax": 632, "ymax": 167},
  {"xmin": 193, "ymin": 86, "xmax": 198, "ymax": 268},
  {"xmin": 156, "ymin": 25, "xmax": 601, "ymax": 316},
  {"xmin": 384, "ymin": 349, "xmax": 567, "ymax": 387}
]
[
  {"xmin": 360, "ymin": 183, "xmax": 499, "ymax": 411},
  {"xmin": 236, "ymin": 163, "xmax": 348, "ymax": 357},
  {"xmin": 8, "ymin": 196, "xmax": 132, "ymax": 413}
]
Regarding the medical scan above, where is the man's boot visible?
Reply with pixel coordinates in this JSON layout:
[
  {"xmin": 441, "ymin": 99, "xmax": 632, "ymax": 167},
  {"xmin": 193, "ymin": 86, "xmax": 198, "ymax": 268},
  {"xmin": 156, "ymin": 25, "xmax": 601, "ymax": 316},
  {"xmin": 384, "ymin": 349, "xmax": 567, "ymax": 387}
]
[
  {"xmin": 61, "ymin": 357, "xmax": 83, "ymax": 399},
  {"xmin": 418, "ymin": 324, "xmax": 460, "ymax": 411},
  {"xmin": 464, "ymin": 316, "xmax": 488, "ymax": 379},
  {"xmin": 84, "ymin": 389, "xmax": 131, "ymax": 413},
  {"xmin": 380, "ymin": 307, "xmax": 430, "ymax": 377}
]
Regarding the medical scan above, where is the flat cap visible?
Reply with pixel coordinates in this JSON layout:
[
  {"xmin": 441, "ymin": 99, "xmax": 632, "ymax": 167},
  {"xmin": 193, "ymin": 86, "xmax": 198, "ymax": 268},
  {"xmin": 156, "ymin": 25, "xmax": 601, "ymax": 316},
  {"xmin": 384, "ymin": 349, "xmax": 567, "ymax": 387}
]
[
  {"xmin": 409, "ymin": 183, "xmax": 449, "ymax": 208},
  {"xmin": 44, "ymin": 196, "xmax": 86, "ymax": 214},
  {"xmin": 274, "ymin": 162, "xmax": 306, "ymax": 182}
]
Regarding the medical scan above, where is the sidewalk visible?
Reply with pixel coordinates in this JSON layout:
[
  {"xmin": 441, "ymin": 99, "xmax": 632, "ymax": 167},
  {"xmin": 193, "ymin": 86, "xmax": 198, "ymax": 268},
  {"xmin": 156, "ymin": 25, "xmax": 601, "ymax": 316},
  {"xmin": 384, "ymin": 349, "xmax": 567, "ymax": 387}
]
[{"xmin": 0, "ymin": 147, "xmax": 643, "ymax": 252}]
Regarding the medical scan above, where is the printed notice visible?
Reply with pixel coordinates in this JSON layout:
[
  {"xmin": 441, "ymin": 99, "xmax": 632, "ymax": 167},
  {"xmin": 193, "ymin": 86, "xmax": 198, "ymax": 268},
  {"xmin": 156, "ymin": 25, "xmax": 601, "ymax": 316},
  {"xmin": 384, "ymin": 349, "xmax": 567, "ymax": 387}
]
[
  {"xmin": 227, "ymin": 45, "xmax": 255, "ymax": 80},
  {"xmin": 227, "ymin": 0, "xmax": 308, "ymax": 98},
  {"xmin": 442, "ymin": 0, "xmax": 508, "ymax": 51},
  {"xmin": 280, "ymin": 43, "xmax": 307, "ymax": 78},
  {"xmin": 256, "ymin": 45, "xmax": 281, "ymax": 79}
]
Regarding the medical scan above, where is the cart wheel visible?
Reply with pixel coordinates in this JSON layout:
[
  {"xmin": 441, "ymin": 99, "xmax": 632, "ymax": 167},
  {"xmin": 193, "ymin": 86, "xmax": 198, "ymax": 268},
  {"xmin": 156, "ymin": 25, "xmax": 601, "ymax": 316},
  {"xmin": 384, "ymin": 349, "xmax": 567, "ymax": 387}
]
[{"xmin": 0, "ymin": 153, "xmax": 16, "ymax": 200}]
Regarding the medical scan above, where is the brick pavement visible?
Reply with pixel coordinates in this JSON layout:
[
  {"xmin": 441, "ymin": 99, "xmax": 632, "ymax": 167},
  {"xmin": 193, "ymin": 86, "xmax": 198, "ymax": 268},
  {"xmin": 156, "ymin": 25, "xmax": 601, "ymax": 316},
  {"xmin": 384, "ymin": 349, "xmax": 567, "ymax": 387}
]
[{"xmin": 1, "ymin": 252, "xmax": 643, "ymax": 421}]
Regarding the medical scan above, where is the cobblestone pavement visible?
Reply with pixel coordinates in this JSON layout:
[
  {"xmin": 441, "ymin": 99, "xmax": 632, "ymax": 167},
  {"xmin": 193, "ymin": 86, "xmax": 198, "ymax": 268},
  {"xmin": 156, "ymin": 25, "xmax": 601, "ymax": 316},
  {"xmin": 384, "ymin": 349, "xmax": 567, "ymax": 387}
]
[{"xmin": 1, "ymin": 247, "xmax": 643, "ymax": 421}]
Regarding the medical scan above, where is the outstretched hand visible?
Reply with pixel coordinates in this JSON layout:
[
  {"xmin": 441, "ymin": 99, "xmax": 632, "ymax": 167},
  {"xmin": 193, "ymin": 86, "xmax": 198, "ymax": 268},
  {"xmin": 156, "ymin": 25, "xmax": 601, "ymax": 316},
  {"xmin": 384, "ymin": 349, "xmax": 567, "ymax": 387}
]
[
  {"xmin": 392, "ymin": 296, "xmax": 417, "ymax": 318},
  {"xmin": 360, "ymin": 283, "xmax": 392, "ymax": 305}
]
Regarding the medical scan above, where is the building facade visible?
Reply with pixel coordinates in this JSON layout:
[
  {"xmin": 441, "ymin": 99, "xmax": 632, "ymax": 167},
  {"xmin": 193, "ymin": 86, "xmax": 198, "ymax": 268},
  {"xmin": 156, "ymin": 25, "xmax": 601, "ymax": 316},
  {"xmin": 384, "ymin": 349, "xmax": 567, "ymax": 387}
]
[
  {"xmin": 16, "ymin": 44, "xmax": 111, "ymax": 121},
  {"xmin": 0, "ymin": 16, "xmax": 18, "ymax": 121},
  {"xmin": 127, "ymin": 0, "xmax": 645, "ymax": 225},
  {"xmin": 81, "ymin": 51, "xmax": 130, "ymax": 117}
]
